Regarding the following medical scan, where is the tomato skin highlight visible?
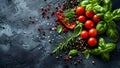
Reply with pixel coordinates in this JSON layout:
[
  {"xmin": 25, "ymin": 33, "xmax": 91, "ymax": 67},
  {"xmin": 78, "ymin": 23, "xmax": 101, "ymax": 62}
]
[
  {"xmin": 80, "ymin": 30, "xmax": 89, "ymax": 39},
  {"xmin": 76, "ymin": 6, "xmax": 85, "ymax": 15},
  {"xmin": 84, "ymin": 20, "xmax": 94, "ymax": 29},
  {"xmin": 86, "ymin": 10, "xmax": 94, "ymax": 18},
  {"xmin": 89, "ymin": 28, "xmax": 97, "ymax": 37},
  {"xmin": 78, "ymin": 15, "xmax": 86, "ymax": 23},
  {"xmin": 88, "ymin": 37, "xmax": 97, "ymax": 47},
  {"xmin": 93, "ymin": 15, "xmax": 100, "ymax": 23}
]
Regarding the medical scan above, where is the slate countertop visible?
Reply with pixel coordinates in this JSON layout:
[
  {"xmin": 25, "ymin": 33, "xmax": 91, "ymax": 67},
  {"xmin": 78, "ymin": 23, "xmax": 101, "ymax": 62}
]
[{"xmin": 0, "ymin": 0, "xmax": 120, "ymax": 68}]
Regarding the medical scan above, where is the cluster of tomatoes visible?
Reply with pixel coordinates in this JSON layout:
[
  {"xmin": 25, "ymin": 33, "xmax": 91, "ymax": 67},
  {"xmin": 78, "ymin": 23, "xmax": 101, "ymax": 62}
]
[{"xmin": 76, "ymin": 6, "xmax": 100, "ymax": 47}]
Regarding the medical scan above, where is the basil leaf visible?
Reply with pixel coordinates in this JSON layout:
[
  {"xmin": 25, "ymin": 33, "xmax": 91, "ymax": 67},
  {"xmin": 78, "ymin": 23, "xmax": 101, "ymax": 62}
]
[
  {"xmin": 90, "ymin": 48, "xmax": 101, "ymax": 56},
  {"xmin": 103, "ymin": 0, "xmax": 112, "ymax": 11},
  {"xmin": 104, "ymin": 11, "xmax": 113, "ymax": 22},
  {"xmin": 80, "ymin": 0, "xmax": 89, "ymax": 7},
  {"xmin": 86, "ymin": 4, "xmax": 93, "ymax": 11},
  {"xmin": 93, "ymin": 5, "xmax": 106, "ymax": 13},
  {"xmin": 106, "ymin": 28, "xmax": 119, "ymax": 42},
  {"xmin": 74, "ymin": 23, "xmax": 83, "ymax": 37},
  {"xmin": 57, "ymin": 25, "xmax": 62, "ymax": 33},
  {"xmin": 101, "ymin": 52, "xmax": 110, "ymax": 61},
  {"xmin": 99, "ymin": 38, "xmax": 106, "ymax": 48},
  {"xmin": 68, "ymin": 49, "xmax": 78, "ymax": 56},
  {"xmin": 109, "ymin": 21, "xmax": 116, "ymax": 29},
  {"xmin": 96, "ymin": 21, "xmax": 107, "ymax": 34},
  {"xmin": 105, "ymin": 43, "xmax": 116, "ymax": 52},
  {"xmin": 113, "ymin": 9, "xmax": 120, "ymax": 21},
  {"xmin": 83, "ymin": 50, "xmax": 90, "ymax": 59}
]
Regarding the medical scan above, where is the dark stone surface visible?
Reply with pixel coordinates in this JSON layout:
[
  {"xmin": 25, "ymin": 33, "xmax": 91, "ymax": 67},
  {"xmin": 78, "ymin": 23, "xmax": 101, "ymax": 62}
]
[{"xmin": 0, "ymin": 0, "xmax": 120, "ymax": 68}]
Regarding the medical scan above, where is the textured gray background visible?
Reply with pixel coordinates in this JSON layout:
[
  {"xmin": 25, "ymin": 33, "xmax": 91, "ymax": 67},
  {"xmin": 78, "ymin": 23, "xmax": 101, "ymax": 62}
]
[{"xmin": 0, "ymin": 0, "xmax": 120, "ymax": 68}]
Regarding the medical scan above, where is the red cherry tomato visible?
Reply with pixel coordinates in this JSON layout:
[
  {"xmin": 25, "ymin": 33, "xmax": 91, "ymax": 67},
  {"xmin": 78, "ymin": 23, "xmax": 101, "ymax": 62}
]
[
  {"xmin": 86, "ymin": 10, "xmax": 94, "ymax": 18},
  {"xmin": 89, "ymin": 28, "xmax": 97, "ymax": 37},
  {"xmin": 80, "ymin": 30, "xmax": 89, "ymax": 39},
  {"xmin": 78, "ymin": 15, "xmax": 86, "ymax": 23},
  {"xmin": 76, "ymin": 6, "xmax": 85, "ymax": 15},
  {"xmin": 84, "ymin": 20, "xmax": 94, "ymax": 29},
  {"xmin": 88, "ymin": 37, "xmax": 97, "ymax": 47},
  {"xmin": 93, "ymin": 15, "xmax": 100, "ymax": 23}
]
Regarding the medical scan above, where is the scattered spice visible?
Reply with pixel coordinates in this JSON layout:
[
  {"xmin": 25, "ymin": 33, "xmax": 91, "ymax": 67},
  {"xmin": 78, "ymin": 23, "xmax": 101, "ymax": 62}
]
[
  {"xmin": 74, "ymin": 61, "xmax": 77, "ymax": 65},
  {"xmin": 92, "ymin": 61, "xmax": 95, "ymax": 64},
  {"xmin": 31, "ymin": 20, "xmax": 35, "ymax": 23},
  {"xmin": 65, "ymin": 55, "xmax": 69, "ymax": 61},
  {"xmin": 56, "ymin": 56, "xmax": 59, "ymax": 59},
  {"xmin": 38, "ymin": 27, "xmax": 40, "ymax": 31}
]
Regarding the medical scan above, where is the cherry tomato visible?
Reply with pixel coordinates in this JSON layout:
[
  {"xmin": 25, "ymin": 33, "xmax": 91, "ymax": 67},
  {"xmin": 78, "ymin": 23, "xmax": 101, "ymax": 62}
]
[
  {"xmin": 84, "ymin": 20, "xmax": 94, "ymax": 29},
  {"xmin": 86, "ymin": 10, "xmax": 94, "ymax": 18},
  {"xmin": 76, "ymin": 6, "xmax": 85, "ymax": 15},
  {"xmin": 78, "ymin": 15, "xmax": 86, "ymax": 23},
  {"xmin": 80, "ymin": 30, "xmax": 89, "ymax": 39},
  {"xmin": 93, "ymin": 15, "xmax": 100, "ymax": 23},
  {"xmin": 89, "ymin": 28, "xmax": 97, "ymax": 37},
  {"xmin": 88, "ymin": 37, "xmax": 97, "ymax": 47}
]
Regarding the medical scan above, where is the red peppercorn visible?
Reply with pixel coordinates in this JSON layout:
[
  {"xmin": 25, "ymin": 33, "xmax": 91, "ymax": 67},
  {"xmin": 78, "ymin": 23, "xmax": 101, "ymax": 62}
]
[
  {"xmin": 41, "ymin": 11, "xmax": 45, "ymax": 15},
  {"xmin": 53, "ymin": 27, "xmax": 57, "ymax": 31},
  {"xmin": 65, "ymin": 55, "xmax": 69, "ymax": 61},
  {"xmin": 59, "ymin": 10, "xmax": 63, "ymax": 13},
  {"xmin": 46, "ymin": 16, "xmax": 49, "ymax": 19},
  {"xmin": 62, "ymin": 6, "xmax": 65, "ymax": 10},
  {"xmin": 29, "ymin": 16, "xmax": 32, "ymax": 19},
  {"xmin": 38, "ymin": 27, "xmax": 40, "ymax": 31},
  {"xmin": 62, "ymin": 27, "xmax": 68, "ymax": 33},
  {"xmin": 55, "ymin": 18, "xmax": 59, "ymax": 22},
  {"xmin": 50, "ymin": 12, "xmax": 54, "ymax": 16},
  {"xmin": 56, "ymin": 22, "xmax": 60, "ymax": 25},
  {"xmin": 58, "ymin": 2, "xmax": 61, "ymax": 7},
  {"xmin": 31, "ymin": 20, "xmax": 35, "ymax": 23}
]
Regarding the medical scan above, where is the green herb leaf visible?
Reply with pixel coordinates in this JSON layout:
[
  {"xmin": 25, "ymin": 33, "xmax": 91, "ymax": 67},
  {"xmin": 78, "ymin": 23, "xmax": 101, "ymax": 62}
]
[
  {"xmin": 99, "ymin": 38, "xmax": 106, "ymax": 48},
  {"xmin": 80, "ymin": 0, "xmax": 89, "ymax": 7},
  {"xmin": 83, "ymin": 50, "xmax": 90, "ymax": 59},
  {"xmin": 90, "ymin": 48, "xmax": 101, "ymax": 55},
  {"xmin": 64, "ymin": 9, "xmax": 75, "ymax": 23},
  {"xmin": 105, "ymin": 43, "xmax": 116, "ymax": 52},
  {"xmin": 96, "ymin": 21, "xmax": 107, "ymax": 34},
  {"xmin": 57, "ymin": 25, "xmax": 62, "ymax": 33},
  {"xmin": 104, "ymin": 11, "xmax": 113, "ymax": 22},
  {"xmin": 93, "ymin": 5, "xmax": 106, "ymax": 13},
  {"xmin": 86, "ymin": 4, "xmax": 93, "ymax": 11},
  {"xmin": 101, "ymin": 52, "xmax": 110, "ymax": 61},
  {"xmin": 74, "ymin": 22, "xmax": 83, "ymax": 37},
  {"xmin": 106, "ymin": 28, "xmax": 119, "ymax": 42},
  {"xmin": 113, "ymin": 9, "xmax": 120, "ymax": 21},
  {"xmin": 68, "ymin": 49, "xmax": 78, "ymax": 56},
  {"xmin": 52, "ymin": 34, "xmax": 75, "ymax": 54}
]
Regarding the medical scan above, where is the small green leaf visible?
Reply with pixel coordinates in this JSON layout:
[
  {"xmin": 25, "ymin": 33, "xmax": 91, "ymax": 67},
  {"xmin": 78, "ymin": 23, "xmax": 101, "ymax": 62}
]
[
  {"xmin": 104, "ymin": 11, "xmax": 113, "ymax": 22},
  {"xmin": 68, "ymin": 49, "xmax": 78, "ymax": 56},
  {"xmin": 57, "ymin": 25, "xmax": 62, "ymax": 33},
  {"xmin": 99, "ymin": 38, "xmax": 106, "ymax": 48},
  {"xmin": 96, "ymin": 21, "xmax": 107, "ymax": 34},
  {"xmin": 83, "ymin": 50, "xmax": 90, "ymax": 59},
  {"xmin": 105, "ymin": 43, "xmax": 116, "ymax": 52},
  {"xmin": 74, "ymin": 23, "xmax": 83, "ymax": 37},
  {"xmin": 101, "ymin": 52, "xmax": 110, "ymax": 61},
  {"xmin": 80, "ymin": 0, "xmax": 89, "ymax": 7},
  {"xmin": 106, "ymin": 28, "xmax": 119, "ymax": 42},
  {"xmin": 113, "ymin": 9, "xmax": 120, "ymax": 21}
]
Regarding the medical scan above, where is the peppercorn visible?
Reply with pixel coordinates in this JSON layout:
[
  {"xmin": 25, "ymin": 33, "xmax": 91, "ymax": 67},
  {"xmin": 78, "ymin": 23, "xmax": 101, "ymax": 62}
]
[
  {"xmin": 56, "ymin": 56, "xmax": 59, "ymax": 59},
  {"xmin": 74, "ymin": 61, "xmax": 77, "ymax": 65},
  {"xmin": 92, "ymin": 61, "xmax": 95, "ymax": 64}
]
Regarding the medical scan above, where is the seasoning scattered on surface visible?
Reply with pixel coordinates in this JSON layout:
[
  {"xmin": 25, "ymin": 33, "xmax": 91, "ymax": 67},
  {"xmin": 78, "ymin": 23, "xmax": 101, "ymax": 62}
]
[{"xmin": 92, "ymin": 61, "xmax": 95, "ymax": 64}]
